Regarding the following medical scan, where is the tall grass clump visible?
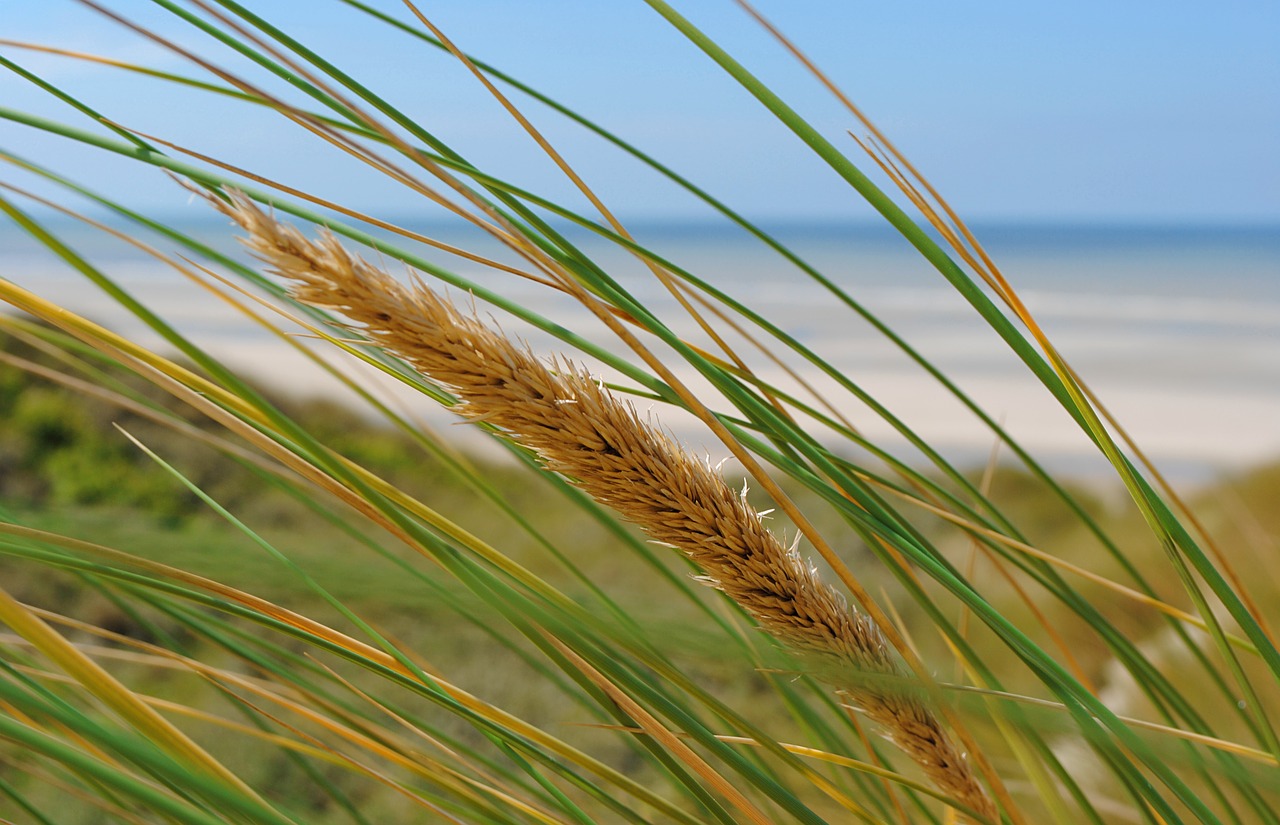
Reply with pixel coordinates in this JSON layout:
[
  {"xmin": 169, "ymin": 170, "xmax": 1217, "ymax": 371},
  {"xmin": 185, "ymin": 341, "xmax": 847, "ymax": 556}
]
[{"xmin": 0, "ymin": 2, "xmax": 1277, "ymax": 824}]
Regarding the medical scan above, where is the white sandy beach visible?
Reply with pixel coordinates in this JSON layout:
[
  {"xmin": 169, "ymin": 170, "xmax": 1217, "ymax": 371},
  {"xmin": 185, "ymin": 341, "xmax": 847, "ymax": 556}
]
[
  {"xmin": 211, "ymin": 339, "xmax": 1280, "ymax": 477},
  {"xmin": 33, "ymin": 279, "xmax": 1274, "ymax": 487}
]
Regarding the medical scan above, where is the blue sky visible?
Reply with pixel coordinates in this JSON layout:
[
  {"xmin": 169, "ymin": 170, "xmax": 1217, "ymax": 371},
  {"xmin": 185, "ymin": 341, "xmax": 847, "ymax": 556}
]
[{"xmin": 1, "ymin": 0, "xmax": 1277, "ymax": 222}]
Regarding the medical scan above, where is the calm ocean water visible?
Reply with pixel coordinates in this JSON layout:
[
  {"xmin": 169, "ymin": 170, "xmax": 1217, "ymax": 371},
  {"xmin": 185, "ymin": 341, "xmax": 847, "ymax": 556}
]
[{"xmin": 3, "ymin": 218, "xmax": 1277, "ymax": 481}]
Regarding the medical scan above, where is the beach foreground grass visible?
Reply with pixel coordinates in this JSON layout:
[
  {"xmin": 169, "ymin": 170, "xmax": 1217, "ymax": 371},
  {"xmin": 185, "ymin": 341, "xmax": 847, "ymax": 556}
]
[{"xmin": 0, "ymin": 2, "xmax": 1278, "ymax": 824}]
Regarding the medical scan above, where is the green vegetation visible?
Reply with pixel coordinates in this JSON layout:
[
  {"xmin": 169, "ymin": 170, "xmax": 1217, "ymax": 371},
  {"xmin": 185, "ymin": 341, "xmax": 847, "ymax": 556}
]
[{"xmin": 0, "ymin": 3, "xmax": 1277, "ymax": 824}]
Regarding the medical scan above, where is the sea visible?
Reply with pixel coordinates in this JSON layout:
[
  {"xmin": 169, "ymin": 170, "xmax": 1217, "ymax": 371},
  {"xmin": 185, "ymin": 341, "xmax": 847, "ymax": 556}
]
[{"xmin": 2, "ymin": 217, "xmax": 1277, "ymax": 485}]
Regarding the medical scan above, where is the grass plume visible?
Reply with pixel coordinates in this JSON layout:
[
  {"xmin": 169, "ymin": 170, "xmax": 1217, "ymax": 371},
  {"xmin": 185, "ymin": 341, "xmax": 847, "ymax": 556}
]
[{"xmin": 208, "ymin": 189, "xmax": 999, "ymax": 822}]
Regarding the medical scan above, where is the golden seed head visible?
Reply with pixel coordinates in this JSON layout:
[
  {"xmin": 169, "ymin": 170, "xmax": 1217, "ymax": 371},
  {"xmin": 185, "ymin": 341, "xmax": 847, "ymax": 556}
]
[{"xmin": 209, "ymin": 190, "xmax": 997, "ymax": 823}]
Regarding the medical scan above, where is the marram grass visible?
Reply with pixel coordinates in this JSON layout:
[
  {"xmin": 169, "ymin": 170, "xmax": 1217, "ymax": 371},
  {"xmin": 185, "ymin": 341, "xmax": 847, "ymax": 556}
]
[
  {"xmin": 0, "ymin": 2, "xmax": 1277, "ymax": 824},
  {"xmin": 211, "ymin": 189, "xmax": 997, "ymax": 822}
]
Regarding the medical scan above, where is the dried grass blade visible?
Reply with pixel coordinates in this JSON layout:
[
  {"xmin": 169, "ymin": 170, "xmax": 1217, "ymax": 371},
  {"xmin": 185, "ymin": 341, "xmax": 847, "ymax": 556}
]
[{"xmin": 0, "ymin": 585, "xmax": 265, "ymax": 805}]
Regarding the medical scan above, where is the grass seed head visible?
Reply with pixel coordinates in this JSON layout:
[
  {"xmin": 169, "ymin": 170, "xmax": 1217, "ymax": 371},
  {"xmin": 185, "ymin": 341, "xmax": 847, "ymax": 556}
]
[{"xmin": 210, "ymin": 189, "xmax": 997, "ymax": 822}]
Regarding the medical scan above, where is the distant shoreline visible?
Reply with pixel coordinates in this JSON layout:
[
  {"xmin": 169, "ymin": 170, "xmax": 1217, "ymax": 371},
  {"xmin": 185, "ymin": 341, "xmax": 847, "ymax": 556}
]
[
  {"xmin": 5, "ymin": 217, "xmax": 1276, "ymax": 487},
  {"xmin": 5, "ymin": 213, "xmax": 1279, "ymax": 239}
]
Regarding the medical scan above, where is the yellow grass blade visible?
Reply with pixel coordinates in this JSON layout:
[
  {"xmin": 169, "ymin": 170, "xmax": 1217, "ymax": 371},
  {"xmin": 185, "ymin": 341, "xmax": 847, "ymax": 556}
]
[{"xmin": 0, "ymin": 584, "xmax": 265, "ymax": 804}]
